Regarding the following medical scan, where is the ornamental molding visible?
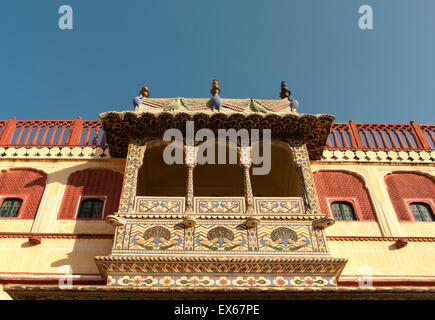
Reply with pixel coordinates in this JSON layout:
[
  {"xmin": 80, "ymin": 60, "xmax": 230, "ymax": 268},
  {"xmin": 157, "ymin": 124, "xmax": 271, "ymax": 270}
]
[
  {"xmin": 0, "ymin": 146, "xmax": 110, "ymax": 159},
  {"xmin": 99, "ymin": 110, "xmax": 335, "ymax": 160},
  {"xmin": 95, "ymin": 255, "xmax": 347, "ymax": 280},
  {"xmin": 0, "ymin": 232, "xmax": 114, "ymax": 239},
  {"xmin": 326, "ymin": 236, "xmax": 435, "ymax": 242},
  {"xmin": 110, "ymin": 213, "xmax": 326, "ymax": 221},
  {"xmin": 4, "ymin": 284, "xmax": 435, "ymax": 300},
  {"xmin": 321, "ymin": 149, "xmax": 435, "ymax": 163}
]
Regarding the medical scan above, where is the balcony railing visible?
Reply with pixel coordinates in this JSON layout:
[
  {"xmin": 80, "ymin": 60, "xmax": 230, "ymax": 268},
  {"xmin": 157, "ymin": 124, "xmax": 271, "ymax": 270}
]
[
  {"xmin": 0, "ymin": 117, "xmax": 105, "ymax": 147},
  {"xmin": 0, "ymin": 118, "xmax": 433, "ymax": 152},
  {"xmin": 133, "ymin": 196, "xmax": 305, "ymax": 215},
  {"xmin": 327, "ymin": 121, "xmax": 434, "ymax": 150}
]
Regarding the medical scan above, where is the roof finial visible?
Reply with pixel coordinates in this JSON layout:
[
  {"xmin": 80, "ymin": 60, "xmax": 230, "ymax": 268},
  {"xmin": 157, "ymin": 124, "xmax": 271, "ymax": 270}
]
[
  {"xmin": 139, "ymin": 86, "xmax": 149, "ymax": 98},
  {"xmin": 280, "ymin": 81, "xmax": 299, "ymax": 112},
  {"xmin": 280, "ymin": 81, "xmax": 290, "ymax": 99},
  {"xmin": 210, "ymin": 79, "xmax": 221, "ymax": 95},
  {"xmin": 208, "ymin": 79, "xmax": 222, "ymax": 111},
  {"xmin": 133, "ymin": 86, "xmax": 149, "ymax": 108}
]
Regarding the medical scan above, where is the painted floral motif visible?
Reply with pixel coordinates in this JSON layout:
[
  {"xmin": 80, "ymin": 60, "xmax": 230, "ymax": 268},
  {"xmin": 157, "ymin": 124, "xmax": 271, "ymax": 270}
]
[
  {"xmin": 197, "ymin": 200, "xmax": 243, "ymax": 213},
  {"xmin": 108, "ymin": 275, "xmax": 334, "ymax": 287},
  {"xmin": 258, "ymin": 226, "xmax": 311, "ymax": 251},
  {"xmin": 256, "ymin": 199, "xmax": 303, "ymax": 214},
  {"xmin": 195, "ymin": 225, "xmax": 248, "ymax": 251},
  {"xmin": 289, "ymin": 276, "xmax": 328, "ymax": 287},
  {"xmin": 130, "ymin": 224, "xmax": 184, "ymax": 250},
  {"xmin": 115, "ymin": 275, "xmax": 158, "ymax": 287},
  {"xmin": 136, "ymin": 198, "xmax": 183, "ymax": 213}
]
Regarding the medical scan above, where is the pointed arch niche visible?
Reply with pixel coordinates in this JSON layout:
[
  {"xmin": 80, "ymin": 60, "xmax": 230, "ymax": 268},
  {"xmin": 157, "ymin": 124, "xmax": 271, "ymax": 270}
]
[
  {"xmin": 250, "ymin": 141, "xmax": 302, "ymax": 197},
  {"xmin": 136, "ymin": 140, "xmax": 187, "ymax": 197},
  {"xmin": 193, "ymin": 140, "xmax": 244, "ymax": 197}
]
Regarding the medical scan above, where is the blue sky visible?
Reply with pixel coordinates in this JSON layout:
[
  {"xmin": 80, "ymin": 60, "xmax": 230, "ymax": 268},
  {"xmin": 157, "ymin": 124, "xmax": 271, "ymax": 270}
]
[{"xmin": 0, "ymin": 0, "xmax": 434, "ymax": 123}]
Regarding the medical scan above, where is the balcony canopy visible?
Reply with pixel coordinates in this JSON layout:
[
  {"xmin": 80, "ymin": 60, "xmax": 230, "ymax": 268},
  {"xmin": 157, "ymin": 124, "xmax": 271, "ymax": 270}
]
[{"xmin": 99, "ymin": 97, "xmax": 335, "ymax": 159}]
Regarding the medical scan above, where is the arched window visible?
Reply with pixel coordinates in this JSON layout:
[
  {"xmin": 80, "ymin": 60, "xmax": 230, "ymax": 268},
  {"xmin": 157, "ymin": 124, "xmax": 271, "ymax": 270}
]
[
  {"xmin": 0, "ymin": 169, "xmax": 47, "ymax": 219},
  {"xmin": 313, "ymin": 171, "xmax": 377, "ymax": 221},
  {"xmin": 78, "ymin": 199, "xmax": 104, "ymax": 219},
  {"xmin": 58, "ymin": 169, "xmax": 123, "ymax": 219},
  {"xmin": 410, "ymin": 203, "xmax": 434, "ymax": 222},
  {"xmin": 385, "ymin": 172, "xmax": 435, "ymax": 221},
  {"xmin": 331, "ymin": 201, "xmax": 357, "ymax": 221},
  {"xmin": 0, "ymin": 198, "xmax": 23, "ymax": 218}
]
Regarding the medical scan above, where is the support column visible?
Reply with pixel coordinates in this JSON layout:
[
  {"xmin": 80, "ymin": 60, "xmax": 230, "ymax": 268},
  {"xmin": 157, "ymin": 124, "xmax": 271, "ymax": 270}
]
[
  {"xmin": 239, "ymin": 146, "xmax": 259, "ymax": 228},
  {"xmin": 289, "ymin": 141, "xmax": 322, "ymax": 216},
  {"xmin": 117, "ymin": 141, "xmax": 146, "ymax": 213},
  {"xmin": 183, "ymin": 145, "xmax": 197, "ymax": 227}
]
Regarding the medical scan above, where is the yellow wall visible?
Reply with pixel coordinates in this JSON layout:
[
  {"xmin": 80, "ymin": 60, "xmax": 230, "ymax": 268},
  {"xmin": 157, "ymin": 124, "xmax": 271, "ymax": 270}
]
[
  {"xmin": 0, "ymin": 158, "xmax": 124, "ymax": 299},
  {"xmin": 312, "ymin": 161, "xmax": 435, "ymax": 278},
  {"xmin": 0, "ymin": 156, "xmax": 434, "ymax": 299}
]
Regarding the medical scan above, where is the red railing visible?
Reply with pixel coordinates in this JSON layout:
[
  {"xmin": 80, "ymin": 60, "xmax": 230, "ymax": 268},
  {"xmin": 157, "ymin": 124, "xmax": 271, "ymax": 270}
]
[
  {"xmin": 0, "ymin": 118, "xmax": 433, "ymax": 151},
  {"xmin": 0, "ymin": 117, "xmax": 106, "ymax": 147},
  {"xmin": 327, "ymin": 121, "xmax": 435, "ymax": 150}
]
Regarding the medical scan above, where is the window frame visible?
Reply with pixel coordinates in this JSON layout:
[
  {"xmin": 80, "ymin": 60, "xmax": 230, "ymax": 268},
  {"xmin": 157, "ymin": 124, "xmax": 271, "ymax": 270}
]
[
  {"xmin": 74, "ymin": 195, "xmax": 107, "ymax": 220},
  {"xmin": 0, "ymin": 195, "xmax": 27, "ymax": 219},
  {"xmin": 404, "ymin": 199, "xmax": 435, "ymax": 222},
  {"xmin": 326, "ymin": 197, "xmax": 361, "ymax": 221}
]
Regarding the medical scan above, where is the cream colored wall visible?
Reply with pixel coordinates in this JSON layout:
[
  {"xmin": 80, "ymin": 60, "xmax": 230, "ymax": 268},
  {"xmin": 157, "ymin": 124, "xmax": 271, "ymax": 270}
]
[
  {"xmin": 329, "ymin": 241, "xmax": 435, "ymax": 277},
  {"xmin": 0, "ymin": 156, "xmax": 434, "ymax": 300},
  {"xmin": 312, "ymin": 161, "xmax": 435, "ymax": 277},
  {"xmin": 311, "ymin": 161, "xmax": 435, "ymax": 237},
  {"xmin": 0, "ymin": 158, "xmax": 125, "ymax": 299},
  {"xmin": 0, "ymin": 158, "xmax": 125, "ymax": 234}
]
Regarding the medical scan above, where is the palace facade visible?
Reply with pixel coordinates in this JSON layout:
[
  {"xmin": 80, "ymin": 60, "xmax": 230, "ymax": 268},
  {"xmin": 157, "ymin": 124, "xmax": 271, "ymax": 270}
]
[{"xmin": 0, "ymin": 84, "xmax": 434, "ymax": 299}]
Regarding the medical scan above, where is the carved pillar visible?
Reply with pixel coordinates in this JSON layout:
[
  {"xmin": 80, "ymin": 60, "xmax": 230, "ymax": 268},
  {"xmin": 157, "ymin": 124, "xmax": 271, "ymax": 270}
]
[
  {"xmin": 239, "ymin": 146, "xmax": 258, "ymax": 228},
  {"xmin": 183, "ymin": 145, "xmax": 196, "ymax": 227},
  {"xmin": 117, "ymin": 141, "xmax": 146, "ymax": 213},
  {"xmin": 288, "ymin": 141, "xmax": 321, "ymax": 215}
]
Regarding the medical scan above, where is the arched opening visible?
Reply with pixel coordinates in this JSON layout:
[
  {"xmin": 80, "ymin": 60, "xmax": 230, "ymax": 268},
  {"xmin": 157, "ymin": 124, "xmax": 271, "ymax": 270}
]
[
  {"xmin": 193, "ymin": 141, "xmax": 244, "ymax": 196},
  {"xmin": 250, "ymin": 142, "xmax": 302, "ymax": 197},
  {"xmin": 313, "ymin": 170, "xmax": 377, "ymax": 221},
  {"xmin": 136, "ymin": 141, "xmax": 188, "ymax": 197},
  {"xmin": 385, "ymin": 171, "xmax": 435, "ymax": 221}
]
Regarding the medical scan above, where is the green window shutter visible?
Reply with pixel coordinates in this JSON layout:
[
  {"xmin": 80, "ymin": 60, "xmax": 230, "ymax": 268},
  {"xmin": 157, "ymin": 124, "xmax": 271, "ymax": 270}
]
[
  {"xmin": 410, "ymin": 203, "xmax": 434, "ymax": 222},
  {"xmin": 0, "ymin": 199, "xmax": 23, "ymax": 218},
  {"xmin": 78, "ymin": 199, "xmax": 104, "ymax": 219},
  {"xmin": 331, "ymin": 201, "xmax": 357, "ymax": 221}
]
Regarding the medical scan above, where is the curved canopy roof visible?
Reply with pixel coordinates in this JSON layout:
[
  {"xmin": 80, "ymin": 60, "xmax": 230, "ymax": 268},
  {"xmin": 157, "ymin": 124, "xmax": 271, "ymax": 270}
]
[{"xmin": 100, "ymin": 98, "xmax": 335, "ymax": 159}]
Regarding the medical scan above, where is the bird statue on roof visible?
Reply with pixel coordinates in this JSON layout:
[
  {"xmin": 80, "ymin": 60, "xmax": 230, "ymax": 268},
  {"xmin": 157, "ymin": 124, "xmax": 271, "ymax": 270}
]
[
  {"xmin": 280, "ymin": 81, "xmax": 298, "ymax": 112},
  {"xmin": 133, "ymin": 86, "xmax": 149, "ymax": 107},
  {"xmin": 208, "ymin": 79, "xmax": 223, "ymax": 111}
]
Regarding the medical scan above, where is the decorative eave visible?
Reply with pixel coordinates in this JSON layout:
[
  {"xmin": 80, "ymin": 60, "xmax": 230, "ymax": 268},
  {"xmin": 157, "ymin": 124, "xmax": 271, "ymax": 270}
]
[
  {"xmin": 4, "ymin": 284, "xmax": 435, "ymax": 300},
  {"xmin": 99, "ymin": 108, "xmax": 335, "ymax": 159}
]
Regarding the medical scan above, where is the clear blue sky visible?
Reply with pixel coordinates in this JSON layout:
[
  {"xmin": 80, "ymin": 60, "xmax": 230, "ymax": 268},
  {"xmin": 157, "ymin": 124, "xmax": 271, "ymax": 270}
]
[{"xmin": 0, "ymin": 0, "xmax": 434, "ymax": 123}]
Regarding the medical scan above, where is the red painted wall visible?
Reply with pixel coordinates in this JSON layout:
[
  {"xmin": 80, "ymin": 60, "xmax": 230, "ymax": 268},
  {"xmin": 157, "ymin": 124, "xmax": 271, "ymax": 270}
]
[
  {"xmin": 58, "ymin": 169, "xmax": 123, "ymax": 219},
  {"xmin": 385, "ymin": 172, "xmax": 435, "ymax": 221},
  {"xmin": 0, "ymin": 169, "xmax": 47, "ymax": 219},
  {"xmin": 313, "ymin": 171, "xmax": 377, "ymax": 220}
]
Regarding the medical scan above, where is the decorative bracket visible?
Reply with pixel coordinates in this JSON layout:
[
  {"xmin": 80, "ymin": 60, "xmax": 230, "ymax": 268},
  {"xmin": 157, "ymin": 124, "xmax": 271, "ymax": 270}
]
[
  {"xmin": 312, "ymin": 217, "xmax": 335, "ymax": 229},
  {"xmin": 105, "ymin": 215, "xmax": 127, "ymax": 227}
]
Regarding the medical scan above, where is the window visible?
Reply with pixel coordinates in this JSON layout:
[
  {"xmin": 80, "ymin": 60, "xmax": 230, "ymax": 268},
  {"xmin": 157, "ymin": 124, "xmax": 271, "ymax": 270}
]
[
  {"xmin": 331, "ymin": 201, "xmax": 357, "ymax": 221},
  {"xmin": 410, "ymin": 203, "xmax": 434, "ymax": 222},
  {"xmin": 0, "ymin": 198, "xmax": 23, "ymax": 218},
  {"xmin": 78, "ymin": 199, "xmax": 104, "ymax": 219}
]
